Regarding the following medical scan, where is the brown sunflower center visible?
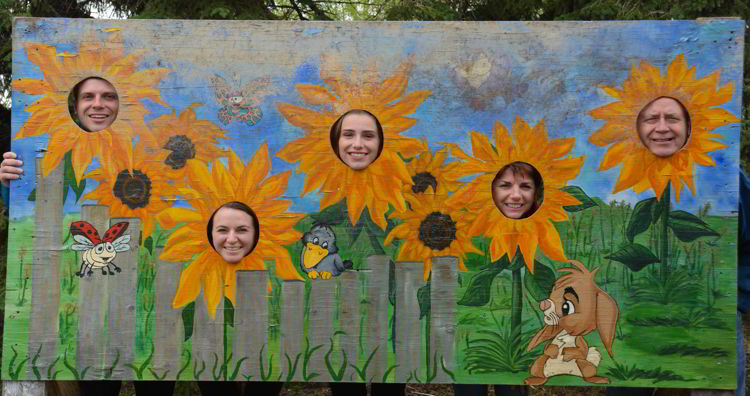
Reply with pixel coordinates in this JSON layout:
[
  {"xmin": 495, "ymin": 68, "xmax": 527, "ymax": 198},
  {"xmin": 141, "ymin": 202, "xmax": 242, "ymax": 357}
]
[
  {"xmin": 412, "ymin": 172, "xmax": 438, "ymax": 194},
  {"xmin": 164, "ymin": 135, "xmax": 197, "ymax": 170},
  {"xmin": 418, "ymin": 211, "xmax": 457, "ymax": 251},
  {"xmin": 113, "ymin": 169, "xmax": 152, "ymax": 209}
]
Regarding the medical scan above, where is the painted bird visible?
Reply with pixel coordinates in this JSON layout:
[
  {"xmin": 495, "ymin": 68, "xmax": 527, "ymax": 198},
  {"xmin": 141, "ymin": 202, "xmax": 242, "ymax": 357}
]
[{"xmin": 300, "ymin": 225, "xmax": 353, "ymax": 280}]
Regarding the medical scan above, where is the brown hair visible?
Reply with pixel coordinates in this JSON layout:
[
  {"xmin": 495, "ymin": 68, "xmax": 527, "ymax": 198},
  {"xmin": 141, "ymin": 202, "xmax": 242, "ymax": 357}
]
[
  {"xmin": 206, "ymin": 201, "xmax": 260, "ymax": 256},
  {"xmin": 329, "ymin": 109, "xmax": 385, "ymax": 164},
  {"xmin": 493, "ymin": 161, "xmax": 544, "ymax": 218}
]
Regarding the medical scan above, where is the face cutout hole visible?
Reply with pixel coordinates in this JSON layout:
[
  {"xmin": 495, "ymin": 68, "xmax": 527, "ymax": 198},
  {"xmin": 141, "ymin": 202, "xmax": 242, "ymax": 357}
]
[
  {"xmin": 329, "ymin": 109, "xmax": 384, "ymax": 171},
  {"xmin": 636, "ymin": 96, "xmax": 691, "ymax": 158},
  {"xmin": 68, "ymin": 77, "xmax": 120, "ymax": 132},
  {"xmin": 491, "ymin": 161, "xmax": 544, "ymax": 220},
  {"xmin": 206, "ymin": 201, "xmax": 260, "ymax": 264}
]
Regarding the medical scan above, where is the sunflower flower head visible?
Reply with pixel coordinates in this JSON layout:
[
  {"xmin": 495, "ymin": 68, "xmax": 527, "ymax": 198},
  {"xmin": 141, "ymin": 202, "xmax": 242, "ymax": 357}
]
[
  {"xmin": 404, "ymin": 145, "xmax": 464, "ymax": 196},
  {"xmin": 157, "ymin": 146, "xmax": 305, "ymax": 319},
  {"xmin": 386, "ymin": 184, "xmax": 481, "ymax": 280},
  {"xmin": 14, "ymin": 30, "xmax": 170, "ymax": 181},
  {"xmin": 148, "ymin": 103, "xmax": 229, "ymax": 178},
  {"xmin": 588, "ymin": 54, "xmax": 739, "ymax": 201},
  {"xmin": 276, "ymin": 58, "xmax": 430, "ymax": 230},
  {"xmin": 443, "ymin": 117, "xmax": 584, "ymax": 272},
  {"xmin": 83, "ymin": 145, "xmax": 177, "ymax": 240}
]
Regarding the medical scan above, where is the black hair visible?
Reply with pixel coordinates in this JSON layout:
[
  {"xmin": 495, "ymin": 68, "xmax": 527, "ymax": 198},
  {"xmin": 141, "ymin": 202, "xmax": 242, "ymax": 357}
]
[
  {"xmin": 206, "ymin": 201, "xmax": 261, "ymax": 257},
  {"xmin": 329, "ymin": 109, "xmax": 385, "ymax": 167}
]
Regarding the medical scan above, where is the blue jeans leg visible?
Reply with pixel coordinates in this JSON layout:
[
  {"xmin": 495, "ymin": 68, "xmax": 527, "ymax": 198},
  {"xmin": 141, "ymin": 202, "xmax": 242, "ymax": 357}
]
[{"xmin": 737, "ymin": 311, "xmax": 746, "ymax": 396}]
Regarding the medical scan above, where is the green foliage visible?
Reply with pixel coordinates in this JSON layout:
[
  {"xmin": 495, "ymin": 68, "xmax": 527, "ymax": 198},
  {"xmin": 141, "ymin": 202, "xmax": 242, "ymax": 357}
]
[
  {"xmin": 463, "ymin": 317, "xmax": 537, "ymax": 373},
  {"xmin": 606, "ymin": 360, "xmax": 690, "ymax": 383},
  {"xmin": 181, "ymin": 301, "xmax": 196, "ymax": 341},
  {"xmin": 560, "ymin": 185, "xmax": 598, "ymax": 212},
  {"xmin": 522, "ymin": 260, "xmax": 556, "ymax": 301},
  {"xmin": 668, "ymin": 210, "xmax": 721, "ymax": 242},
  {"xmin": 604, "ymin": 243, "xmax": 660, "ymax": 272},
  {"xmin": 657, "ymin": 343, "xmax": 728, "ymax": 358},
  {"xmin": 323, "ymin": 331, "xmax": 348, "ymax": 381},
  {"xmin": 631, "ymin": 269, "xmax": 702, "ymax": 306},
  {"xmin": 417, "ymin": 282, "xmax": 430, "ymax": 319},
  {"xmin": 457, "ymin": 254, "xmax": 510, "ymax": 306}
]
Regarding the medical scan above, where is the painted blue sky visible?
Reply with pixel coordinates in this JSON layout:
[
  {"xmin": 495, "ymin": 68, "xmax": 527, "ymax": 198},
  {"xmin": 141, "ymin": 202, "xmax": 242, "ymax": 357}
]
[{"xmin": 9, "ymin": 19, "xmax": 745, "ymax": 220}]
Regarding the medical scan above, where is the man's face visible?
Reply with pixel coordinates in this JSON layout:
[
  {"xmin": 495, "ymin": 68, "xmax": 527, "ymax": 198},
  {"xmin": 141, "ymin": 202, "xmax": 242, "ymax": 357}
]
[
  {"xmin": 75, "ymin": 78, "xmax": 119, "ymax": 132},
  {"xmin": 637, "ymin": 97, "xmax": 689, "ymax": 157}
]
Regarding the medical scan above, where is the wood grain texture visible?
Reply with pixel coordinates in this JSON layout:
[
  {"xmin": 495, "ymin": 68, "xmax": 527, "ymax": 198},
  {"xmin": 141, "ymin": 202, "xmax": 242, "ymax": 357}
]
[
  {"xmin": 395, "ymin": 261, "xmax": 423, "ymax": 382},
  {"xmin": 337, "ymin": 271, "xmax": 359, "ymax": 382},
  {"xmin": 28, "ymin": 157, "xmax": 63, "ymax": 379},
  {"xmin": 281, "ymin": 280, "xmax": 305, "ymax": 382},
  {"xmin": 192, "ymin": 287, "xmax": 224, "ymax": 381},
  {"xmin": 105, "ymin": 217, "xmax": 139, "ymax": 379},
  {"xmin": 233, "ymin": 270, "xmax": 269, "ymax": 381},
  {"xmin": 76, "ymin": 205, "xmax": 110, "ymax": 379},
  {"xmin": 309, "ymin": 279, "xmax": 335, "ymax": 382},
  {"xmin": 363, "ymin": 256, "xmax": 390, "ymax": 382},
  {"xmin": 152, "ymin": 247, "xmax": 183, "ymax": 379},
  {"xmin": 430, "ymin": 256, "xmax": 457, "ymax": 383}
]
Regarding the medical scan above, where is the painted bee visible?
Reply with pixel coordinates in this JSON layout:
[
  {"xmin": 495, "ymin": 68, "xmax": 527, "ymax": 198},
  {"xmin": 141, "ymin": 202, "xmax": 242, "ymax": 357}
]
[{"xmin": 70, "ymin": 221, "xmax": 131, "ymax": 277}]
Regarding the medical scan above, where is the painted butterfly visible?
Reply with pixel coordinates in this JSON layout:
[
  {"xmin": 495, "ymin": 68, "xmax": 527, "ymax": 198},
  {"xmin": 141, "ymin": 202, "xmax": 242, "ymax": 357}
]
[{"xmin": 211, "ymin": 75, "xmax": 274, "ymax": 126}]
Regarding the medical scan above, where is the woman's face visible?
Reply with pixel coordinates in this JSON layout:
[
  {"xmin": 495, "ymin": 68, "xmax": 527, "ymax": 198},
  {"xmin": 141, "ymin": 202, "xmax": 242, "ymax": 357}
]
[
  {"xmin": 338, "ymin": 113, "xmax": 380, "ymax": 170},
  {"xmin": 211, "ymin": 207, "xmax": 256, "ymax": 264},
  {"xmin": 492, "ymin": 169, "xmax": 536, "ymax": 219},
  {"xmin": 637, "ymin": 97, "xmax": 688, "ymax": 157}
]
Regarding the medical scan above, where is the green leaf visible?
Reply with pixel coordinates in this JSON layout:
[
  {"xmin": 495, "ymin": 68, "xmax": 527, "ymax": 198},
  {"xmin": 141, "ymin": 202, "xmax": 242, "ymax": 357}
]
[
  {"xmin": 182, "ymin": 302, "xmax": 196, "ymax": 341},
  {"xmin": 62, "ymin": 151, "xmax": 86, "ymax": 204},
  {"xmin": 604, "ymin": 243, "xmax": 660, "ymax": 272},
  {"xmin": 668, "ymin": 210, "xmax": 720, "ymax": 242},
  {"xmin": 28, "ymin": 188, "xmax": 36, "ymax": 201},
  {"xmin": 523, "ymin": 261, "xmax": 556, "ymax": 301},
  {"xmin": 224, "ymin": 297, "xmax": 234, "ymax": 327},
  {"xmin": 508, "ymin": 251, "xmax": 525, "ymax": 271},
  {"xmin": 652, "ymin": 194, "xmax": 668, "ymax": 224},
  {"xmin": 417, "ymin": 283, "xmax": 430, "ymax": 320},
  {"xmin": 310, "ymin": 199, "xmax": 348, "ymax": 227},
  {"xmin": 457, "ymin": 255, "xmax": 510, "ymax": 307},
  {"xmin": 626, "ymin": 198, "xmax": 657, "ymax": 242},
  {"xmin": 144, "ymin": 237, "xmax": 153, "ymax": 255},
  {"xmin": 560, "ymin": 186, "xmax": 597, "ymax": 212}
]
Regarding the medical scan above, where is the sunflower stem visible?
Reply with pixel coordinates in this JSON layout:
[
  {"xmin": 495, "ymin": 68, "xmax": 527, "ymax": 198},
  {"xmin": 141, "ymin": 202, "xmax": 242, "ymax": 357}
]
[
  {"xmin": 659, "ymin": 182, "xmax": 671, "ymax": 283},
  {"xmin": 366, "ymin": 226, "xmax": 386, "ymax": 255},
  {"xmin": 510, "ymin": 265, "xmax": 523, "ymax": 333}
]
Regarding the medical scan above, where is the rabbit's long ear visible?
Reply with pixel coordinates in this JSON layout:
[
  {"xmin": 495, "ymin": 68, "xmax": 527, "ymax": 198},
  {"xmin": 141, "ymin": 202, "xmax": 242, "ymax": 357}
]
[{"xmin": 596, "ymin": 290, "xmax": 619, "ymax": 357}]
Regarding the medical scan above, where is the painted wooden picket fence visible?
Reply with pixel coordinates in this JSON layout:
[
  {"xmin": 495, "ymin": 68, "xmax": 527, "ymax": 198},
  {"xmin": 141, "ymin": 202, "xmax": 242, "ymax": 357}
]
[{"xmin": 15, "ymin": 157, "xmax": 455, "ymax": 384}]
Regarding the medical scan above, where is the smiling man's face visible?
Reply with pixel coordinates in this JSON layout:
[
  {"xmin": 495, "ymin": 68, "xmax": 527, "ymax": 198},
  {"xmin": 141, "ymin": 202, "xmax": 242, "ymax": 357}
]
[
  {"xmin": 75, "ymin": 78, "xmax": 119, "ymax": 132},
  {"xmin": 637, "ymin": 97, "xmax": 689, "ymax": 157}
]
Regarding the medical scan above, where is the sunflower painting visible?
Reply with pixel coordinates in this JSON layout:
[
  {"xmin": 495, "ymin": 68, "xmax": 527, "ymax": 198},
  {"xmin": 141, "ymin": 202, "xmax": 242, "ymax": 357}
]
[
  {"xmin": 4, "ymin": 19, "xmax": 744, "ymax": 388},
  {"xmin": 589, "ymin": 54, "xmax": 739, "ymax": 201},
  {"xmin": 13, "ymin": 30, "xmax": 169, "ymax": 181},
  {"xmin": 276, "ymin": 58, "xmax": 429, "ymax": 230},
  {"xmin": 386, "ymin": 148, "xmax": 479, "ymax": 280},
  {"xmin": 157, "ymin": 146, "xmax": 305, "ymax": 317},
  {"xmin": 444, "ymin": 118, "xmax": 585, "ymax": 272}
]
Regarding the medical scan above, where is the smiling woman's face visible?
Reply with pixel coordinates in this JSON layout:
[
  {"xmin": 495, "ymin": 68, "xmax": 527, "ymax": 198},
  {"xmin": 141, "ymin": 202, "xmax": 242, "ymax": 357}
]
[
  {"xmin": 492, "ymin": 168, "xmax": 537, "ymax": 219},
  {"xmin": 637, "ymin": 97, "xmax": 689, "ymax": 157},
  {"xmin": 211, "ymin": 207, "xmax": 256, "ymax": 264},
  {"xmin": 337, "ymin": 113, "xmax": 381, "ymax": 170}
]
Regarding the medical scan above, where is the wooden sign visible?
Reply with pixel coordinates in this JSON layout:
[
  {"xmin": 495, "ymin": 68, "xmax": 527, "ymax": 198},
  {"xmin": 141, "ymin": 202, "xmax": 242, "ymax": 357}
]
[{"xmin": 4, "ymin": 18, "xmax": 744, "ymax": 389}]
